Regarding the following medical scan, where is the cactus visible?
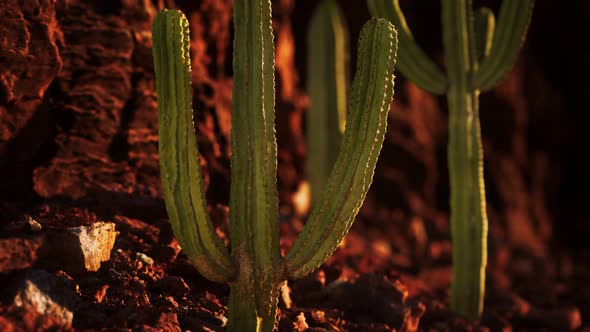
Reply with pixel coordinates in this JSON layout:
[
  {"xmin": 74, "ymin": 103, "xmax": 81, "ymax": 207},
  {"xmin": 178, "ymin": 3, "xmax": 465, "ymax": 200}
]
[
  {"xmin": 306, "ymin": 0, "xmax": 350, "ymax": 205},
  {"xmin": 152, "ymin": 2, "xmax": 398, "ymax": 330},
  {"xmin": 367, "ymin": 0, "xmax": 534, "ymax": 319}
]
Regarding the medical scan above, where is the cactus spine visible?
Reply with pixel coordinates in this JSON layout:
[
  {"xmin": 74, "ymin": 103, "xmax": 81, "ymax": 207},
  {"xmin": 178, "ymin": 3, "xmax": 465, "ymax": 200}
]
[
  {"xmin": 152, "ymin": 2, "xmax": 398, "ymax": 330},
  {"xmin": 368, "ymin": 0, "xmax": 534, "ymax": 319},
  {"xmin": 306, "ymin": 0, "xmax": 350, "ymax": 205}
]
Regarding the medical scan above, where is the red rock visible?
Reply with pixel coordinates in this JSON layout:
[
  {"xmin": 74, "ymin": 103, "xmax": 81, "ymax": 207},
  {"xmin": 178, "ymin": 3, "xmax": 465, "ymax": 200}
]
[
  {"xmin": 0, "ymin": 316, "xmax": 17, "ymax": 332},
  {"xmin": 155, "ymin": 312, "xmax": 181, "ymax": 332},
  {"xmin": 400, "ymin": 302, "xmax": 425, "ymax": 332},
  {"xmin": 13, "ymin": 270, "xmax": 80, "ymax": 329},
  {"xmin": 0, "ymin": 235, "xmax": 45, "ymax": 272},
  {"xmin": 293, "ymin": 312, "xmax": 309, "ymax": 332},
  {"xmin": 94, "ymin": 285, "xmax": 109, "ymax": 303},
  {"xmin": 46, "ymin": 222, "xmax": 118, "ymax": 274}
]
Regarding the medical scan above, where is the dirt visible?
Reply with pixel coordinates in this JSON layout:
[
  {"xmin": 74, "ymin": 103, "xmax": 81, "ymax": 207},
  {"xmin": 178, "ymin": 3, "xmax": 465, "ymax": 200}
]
[{"xmin": 1, "ymin": 0, "xmax": 589, "ymax": 331}]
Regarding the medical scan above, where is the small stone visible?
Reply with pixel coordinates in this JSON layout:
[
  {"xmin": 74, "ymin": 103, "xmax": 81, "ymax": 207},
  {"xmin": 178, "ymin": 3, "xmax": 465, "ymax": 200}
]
[
  {"xmin": 14, "ymin": 270, "xmax": 80, "ymax": 328},
  {"xmin": 218, "ymin": 314, "xmax": 228, "ymax": 327},
  {"xmin": 164, "ymin": 296, "xmax": 179, "ymax": 309},
  {"xmin": 47, "ymin": 222, "xmax": 118, "ymax": 274},
  {"xmin": 310, "ymin": 310, "xmax": 326, "ymax": 324},
  {"xmin": 94, "ymin": 285, "xmax": 109, "ymax": 303},
  {"xmin": 293, "ymin": 312, "xmax": 309, "ymax": 332},
  {"xmin": 400, "ymin": 302, "xmax": 425, "ymax": 332},
  {"xmin": 3, "ymin": 215, "xmax": 42, "ymax": 233},
  {"xmin": 136, "ymin": 252, "xmax": 154, "ymax": 266},
  {"xmin": 280, "ymin": 281, "xmax": 292, "ymax": 309},
  {"xmin": 26, "ymin": 216, "xmax": 43, "ymax": 232},
  {"xmin": 27, "ymin": 217, "xmax": 43, "ymax": 232}
]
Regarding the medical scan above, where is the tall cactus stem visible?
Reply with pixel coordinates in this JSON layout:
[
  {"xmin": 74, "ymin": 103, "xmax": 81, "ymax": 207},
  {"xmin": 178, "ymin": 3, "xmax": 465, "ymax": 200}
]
[
  {"xmin": 442, "ymin": 0, "xmax": 487, "ymax": 319},
  {"xmin": 446, "ymin": 87, "xmax": 488, "ymax": 319},
  {"xmin": 307, "ymin": 0, "xmax": 350, "ymax": 205},
  {"xmin": 228, "ymin": 0, "xmax": 281, "ymax": 329}
]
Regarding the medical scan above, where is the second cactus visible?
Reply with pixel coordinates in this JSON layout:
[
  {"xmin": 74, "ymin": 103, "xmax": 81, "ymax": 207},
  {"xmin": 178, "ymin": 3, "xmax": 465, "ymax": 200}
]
[{"xmin": 368, "ymin": 0, "xmax": 534, "ymax": 319}]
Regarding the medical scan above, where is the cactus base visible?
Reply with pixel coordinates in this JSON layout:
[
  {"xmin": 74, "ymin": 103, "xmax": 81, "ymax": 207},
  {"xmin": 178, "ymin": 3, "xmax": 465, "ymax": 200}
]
[{"xmin": 227, "ymin": 284, "xmax": 278, "ymax": 332}]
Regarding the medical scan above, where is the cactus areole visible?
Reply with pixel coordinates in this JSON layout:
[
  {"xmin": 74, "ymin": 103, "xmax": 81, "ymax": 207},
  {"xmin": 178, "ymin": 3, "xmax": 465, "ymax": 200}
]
[
  {"xmin": 368, "ymin": 0, "xmax": 534, "ymax": 319},
  {"xmin": 151, "ymin": 1, "xmax": 398, "ymax": 330}
]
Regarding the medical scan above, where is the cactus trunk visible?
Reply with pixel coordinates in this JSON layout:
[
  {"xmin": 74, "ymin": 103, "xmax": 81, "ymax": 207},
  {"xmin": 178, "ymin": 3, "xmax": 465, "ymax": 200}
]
[
  {"xmin": 229, "ymin": 0, "xmax": 282, "ymax": 330},
  {"xmin": 446, "ymin": 86, "xmax": 487, "ymax": 319},
  {"xmin": 442, "ymin": 0, "xmax": 488, "ymax": 319},
  {"xmin": 227, "ymin": 282, "xmax": 277, "ymax": 332}
]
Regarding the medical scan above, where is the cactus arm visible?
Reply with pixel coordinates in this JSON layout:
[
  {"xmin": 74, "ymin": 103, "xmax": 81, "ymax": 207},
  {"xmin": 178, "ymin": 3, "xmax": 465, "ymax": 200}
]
[
  {"xmin": 152, "ymin": 10, "xmax": 235, "ymax": 283},
  {"xmin": 285, "ymin": 19, "xmax": 398, "ymax": 279},
  {"xmin": 474, "ymin": 7, "xmax": 495, "ymax": 62},
  {"xmin": 443, "ymin": 0, "xmax": 471, "ymax": 84},
  {"xmin": 473, "ymin": 0, "xmax": 534, "ymax": 91},
  {"xmin": 442, "ymin": 0, "xmax": 487, "ymax": 319},
  {"xmin": 228, "ymin": 0, "xmax": 281, "ymax": 330},
  {"xmin": 307, "ymin": 0, "xmax": 349, "ymax": 205},
  {"xmin": 367, "ymin": 0, "xmax": 447, "ymax": 94}
]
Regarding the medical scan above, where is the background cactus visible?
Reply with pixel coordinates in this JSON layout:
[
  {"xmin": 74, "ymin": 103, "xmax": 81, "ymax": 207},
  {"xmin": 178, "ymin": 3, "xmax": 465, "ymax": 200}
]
[
  {"xmin": 306, "ymin": 0, "xmax": 350, "ymax": 205},
  {"xmin": 367, "ymin": 0, "xmax": 534, "ymax": 319},
  {"xmin": 152, "ymin": 2, "xmax": 398, "ymax": 331}
]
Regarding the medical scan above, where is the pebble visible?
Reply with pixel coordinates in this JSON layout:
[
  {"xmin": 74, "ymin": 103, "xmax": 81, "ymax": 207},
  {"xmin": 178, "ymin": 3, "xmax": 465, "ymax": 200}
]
[
  {"xmin": 293, "ymin": 312, "xmax": 309, "ymax": 332},
  {"xmin": 136, "ymin": 252, "xmax": 154, "ymax": 266},
  {"xmin": 280, "ymin": 281, "xmax": 292, "ymax": 309},
  {"xmin": 25, "ymin": 216, "xmax": 43, "ymax": 232}
]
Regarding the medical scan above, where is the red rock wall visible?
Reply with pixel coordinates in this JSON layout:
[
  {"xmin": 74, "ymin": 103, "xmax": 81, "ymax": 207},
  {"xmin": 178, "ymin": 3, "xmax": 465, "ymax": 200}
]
[{"xmin": 1, "ymin": 0, "xmax": 587, "ymax": 252}]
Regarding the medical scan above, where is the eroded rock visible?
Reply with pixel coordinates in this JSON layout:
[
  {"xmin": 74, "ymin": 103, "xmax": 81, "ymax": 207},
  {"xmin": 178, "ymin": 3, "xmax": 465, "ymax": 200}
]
[
  {"xmin": 46, "ymin": 222, "xmax": 117, "ymax": 274},
  {"xmin": 0, "ymin": 235, "xmax": 45, "ymax": 272},
  {"xmin": 0, "ymin": 316, "xmax": 16, "ymax": 332},
  {"xmin": 13, "ymin": 270, "xmax": 80, "ymax": 329}
]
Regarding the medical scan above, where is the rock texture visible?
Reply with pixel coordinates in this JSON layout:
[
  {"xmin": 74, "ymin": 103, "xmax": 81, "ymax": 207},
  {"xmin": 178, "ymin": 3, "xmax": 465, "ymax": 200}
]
[
  {"xmin": 0, "ymin": 235, "xmax": 45, "ymax": 272},
  {"xmin": 13, "ymin": 270, "xmax": 80, "ymax": 329},
  {"xmin": 46, "ymin": 222, "xmax": 117, "ymax": 273},
  {"xmin": 0, "ymin": 0, "xmax": 63, "ymax": 199}
]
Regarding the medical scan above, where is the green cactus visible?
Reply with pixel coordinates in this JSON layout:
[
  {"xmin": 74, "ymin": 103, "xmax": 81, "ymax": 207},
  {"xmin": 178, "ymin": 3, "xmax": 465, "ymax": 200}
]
[
  {"xmin": 152, "ymin": 2, "xmax": 398, "ymax": 330},
  {"xmin": 306, "ymin": 0, "xmax": 350, "ymax": 205},
  {"xmin": 367, "ymin": 0, "xmax": 534, "ymax": 319}
]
